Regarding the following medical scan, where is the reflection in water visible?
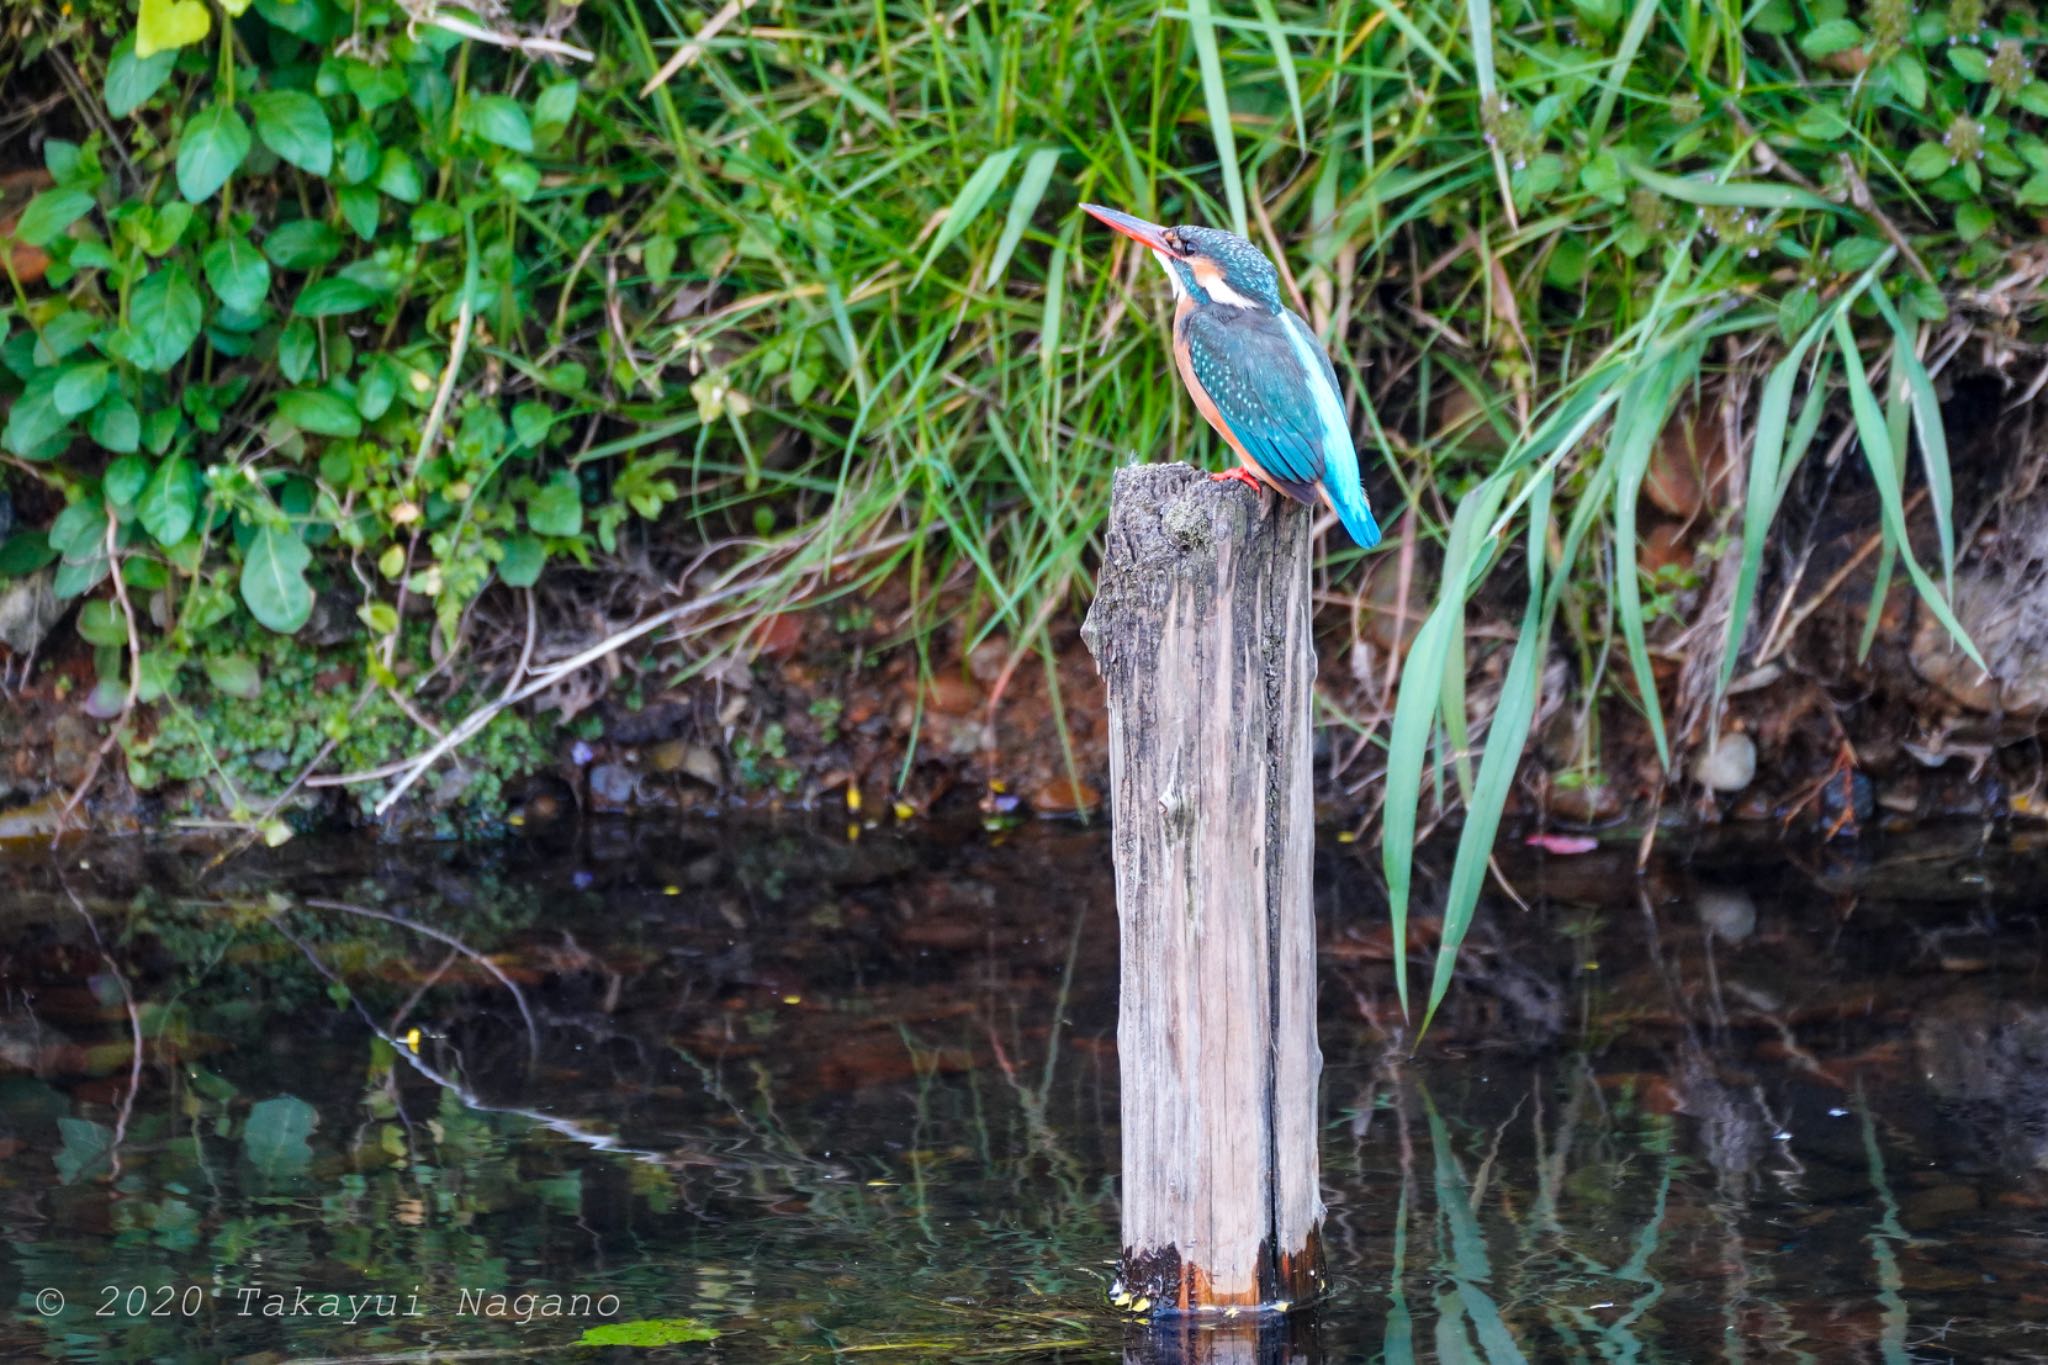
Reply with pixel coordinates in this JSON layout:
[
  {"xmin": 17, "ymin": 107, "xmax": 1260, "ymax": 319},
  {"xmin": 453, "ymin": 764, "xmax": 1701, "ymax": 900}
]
[{"xmin": 0, "ymin": 822, "xmax": 2042, "ymax": 1361}]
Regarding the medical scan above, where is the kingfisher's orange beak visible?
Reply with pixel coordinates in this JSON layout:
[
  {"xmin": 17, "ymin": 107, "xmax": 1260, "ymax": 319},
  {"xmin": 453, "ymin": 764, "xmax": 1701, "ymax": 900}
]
[{"xmin": 1080, "ymin": 203, "xmax": 1177, "ymax": 255}]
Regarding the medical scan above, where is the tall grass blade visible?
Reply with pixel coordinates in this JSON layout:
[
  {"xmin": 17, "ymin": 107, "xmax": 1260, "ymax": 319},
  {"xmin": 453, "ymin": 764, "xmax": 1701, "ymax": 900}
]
[
  {"xmin": 1587, "ymin": 0, "xmax": 1660, "ymax": 143},
  {"xmin": 1381, "ymin": 600, "xmax": 1458, "ymax": 1022},
  {"xmin": 1248, "ymin": 0, "xmax": 1306, "ymax": 144},
  {"xmin": 984, "ymin": 146, "xmax": 1062, "ymax": 289},
  {"xmin": 1426, "ymin": 1094, "xmax": 1530, "ymax": 1363},
  {"xmin": 1718, "ymin": 302, "xmax": 1847, "ymax": 697},
  {"xmin": 1620, "ymin": 155, "xmax": 1841, "ymax": 212},
  {"xmin": 1871, "ymin": 290, "xmax": 1956, "ymax": 592},
  {"xmin": 1186, "ymin": 0, "xmax": 1248, "ymax": 235},
  {"xmin": 1422, "ymin": 477, "xmax": 1553, "ymax": 1033},
  {"xmin": 1608, "ymin": 354, "xmax": 1689, "ymax": 768},
  {"xmin": 1384, "ymin": 474, "xmax": 1512, "ymax": 1020},
  {"xmin": 1830, "ymin": 314, "xmax": 1984, "ymax": 670},
  {"xmin": 914, "ymin": 146, "xmax": 1023, "ymax": 284}
]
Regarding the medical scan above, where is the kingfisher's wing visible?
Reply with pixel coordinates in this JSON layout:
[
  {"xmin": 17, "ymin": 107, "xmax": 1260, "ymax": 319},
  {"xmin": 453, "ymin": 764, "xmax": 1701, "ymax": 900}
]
[{"xmin": 1179, "ymin": 304, "xmax": 1355, "ymax": 503}]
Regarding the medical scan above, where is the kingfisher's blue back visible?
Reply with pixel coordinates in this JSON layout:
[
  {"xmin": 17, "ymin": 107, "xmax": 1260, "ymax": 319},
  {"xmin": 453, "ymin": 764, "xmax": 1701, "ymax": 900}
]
[{"xmin": 1080, "ymin": 205, "xmax": 1382, "ymax": 551}]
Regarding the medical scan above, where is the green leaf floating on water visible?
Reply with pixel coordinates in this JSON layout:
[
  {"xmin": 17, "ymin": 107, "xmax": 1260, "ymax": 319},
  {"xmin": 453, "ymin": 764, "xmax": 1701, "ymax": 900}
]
[
  {"xmin": 55, "ymin": 1116, "xmax": 113, "ymax": 1184},
  {"xmin": 242, "ymin": 1094, "xmax": 317, "ymax": 1176},
  {"xmin": 576, "ymin": 1318, "xmax": 719, "ymax": 1348}
]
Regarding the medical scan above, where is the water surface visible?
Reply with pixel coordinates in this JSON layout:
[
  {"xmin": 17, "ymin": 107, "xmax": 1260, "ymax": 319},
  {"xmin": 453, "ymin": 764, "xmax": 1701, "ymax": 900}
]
[{"xmin": 1, "ymin": 821, "xmax": 2043, "ymax": 1361}]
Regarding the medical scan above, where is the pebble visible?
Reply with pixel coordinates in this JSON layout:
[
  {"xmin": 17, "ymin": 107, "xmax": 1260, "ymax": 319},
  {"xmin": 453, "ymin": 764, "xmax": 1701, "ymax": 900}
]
[
  {"xmin": 647, "ymin": 739, "xmax": 722, "ymax": 787},
  {"xmin": 1697, "ymin": 887, "xmax": 1757, "ymax": 941},
  {"xmin": 588, "ymin": 762, "xmax": 638, "ymax": 808},
  {"xmin": 1691, "ymin": 732, "xmax": 1757, "ymax": 792},
  {"xmin": 0, "ymin": 571, "xmax": 64, "ymax": 656},
  {"xmin": 1028, "ymin": 777, "xmax": 1100, "ymax": 816}
]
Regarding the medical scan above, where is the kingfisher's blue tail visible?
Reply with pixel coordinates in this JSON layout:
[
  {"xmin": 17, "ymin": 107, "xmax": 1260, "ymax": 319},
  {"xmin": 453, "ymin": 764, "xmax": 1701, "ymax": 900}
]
[{"xmin": 1320, "ymin": 441, "xmax": 1381, "ymax": 550}]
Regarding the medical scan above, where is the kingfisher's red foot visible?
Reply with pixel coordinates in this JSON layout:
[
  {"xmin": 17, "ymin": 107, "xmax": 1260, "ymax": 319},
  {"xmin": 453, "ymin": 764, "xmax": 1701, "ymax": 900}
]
[{"xmin": 1211, "ymin": 466, "xmax": 1263, "ymax": 492}]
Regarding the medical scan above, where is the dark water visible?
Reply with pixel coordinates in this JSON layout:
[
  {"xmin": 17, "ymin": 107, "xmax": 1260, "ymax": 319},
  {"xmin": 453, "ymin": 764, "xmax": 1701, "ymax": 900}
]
[{"xmin": 1, "ymin": 820, "xmax": 2045, "ymax": 1362}]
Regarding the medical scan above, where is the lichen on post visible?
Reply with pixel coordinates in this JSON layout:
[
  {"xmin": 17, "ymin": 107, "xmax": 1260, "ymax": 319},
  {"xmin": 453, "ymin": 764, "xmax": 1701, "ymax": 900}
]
[{"xmin": 1081, "ymin": 462, "xmax": 1325, "ymax": 1317}]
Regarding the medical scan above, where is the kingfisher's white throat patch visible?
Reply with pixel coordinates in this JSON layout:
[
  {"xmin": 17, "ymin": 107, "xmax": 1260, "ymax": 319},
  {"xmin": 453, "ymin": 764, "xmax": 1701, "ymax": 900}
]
[
  {"xmin": 1149, "ymin": 248, "xmax": 1187, "ymax": 299},
  {"xmin": 1190, "ymin": 258, "xmax": 1257, "ymax": 308}
]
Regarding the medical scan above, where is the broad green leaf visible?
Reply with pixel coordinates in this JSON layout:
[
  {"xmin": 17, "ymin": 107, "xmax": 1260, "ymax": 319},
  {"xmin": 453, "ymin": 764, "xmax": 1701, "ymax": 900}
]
[
  {"xmin": 1904, "ymin": 141, "xmax": 1953, "ymax": 181},
  {"xmin": 0, "ymin": 531, "xmax": 58, "ymax": 576},
  {"xmin": 203, "ymin": 234, "xmax": 271, "ymax": 312},
  {"xmin": 3, "ymin": 371, "xmax": 70, "ymax": 457},
  {"xmin": 242, "ymin": 1095, "xmax": 316, "ymax": 1176},
  {"xmin": 1798, "ymin": 17, "xmax": 1863, "ymax": 59},
  {"xmin": 249, "ymin": 89, "xmax": 334, "ymax": 175},
  {"xmin": 510, "ymin": 401, "xmax": 553, "ymax": 448},
  {"xmin": 344, "ymin": 59, "xmax": 407, "ymax": 112},
  {"xmin": 533, "ymin": 80, "xmax": 578, "ymax": 135},
  {"xmin": 52, "ymin": 361, "xmax": 112, "ymax": 417},
  {"xmin": 103, "ymin": 452, "xmax": 151, "ymax": 509},
  {"xmin": 275, "ymin": 388, "xmax": 364, "ymax": 437},
  {"xmin": 527, "ymin": 470, "xmax": 583, "ymax": 537},
  {"xmin": 408, "ymin": 202, "xmax": 461, "ymax": 242},
  {"xmin": 34, "ymin": 311, "xmax": 98, "ymax": 364},
  {"xmin": 1749, "ymin": 0, "xmax": 1795, "ymax": 34},
  {"xmin": 278, "ymin": 318, "xmax": 317, "ymax": 383},
  {"xmin": 136, "ymin": 0, "xmax": 211, "ymax": 57},
  {"xmin": 203, "ymin": 653, "xmax": 263, "ymax": 699},
  {"xmin": 357, "ymin": 360, "xmax": 397, "ymax": 420},
  {"xmin": 134, "ymin": 649, "xmax": 178, "ymax": 703},
  {"xmin": 293, "ymin": 277, "xmax": 381, "ymax": 317},
  {"xmin": 498, "ymin": 532, "xmax": 545, "ymax": 586},
  {"xmin": 1889, "ymin": 53, "xmax": 1928, "ymax": 109},
  {"xmin": 13, "ymin": 188, "xmax": 93, "ymax": 247},
  {"xmin": 462, "ymin": 95, "xmax": 533, "ymax": 151},
  {"xmin": 90, "ymin": 394, "xmax": 140, "ymax": 454},
  {"xmin": 77, "ymin": 599, "xmax": 129, "ymax": 647},
  {"xmin": 263, "ymin": 219, "xmax": 343, "ymax": 271},
  {"xmin": 55, "ymin": 1117, "xmax": 113, "ymax": 1184},
  {"xmin": 50, "ymin": 497, "xmax": 108, "ymax": 561},
  {"xmin": 375, "ymin": 149, "xmax": 422, "ymax": 203},
  {"xmin": 140, "ymin": 454, "xmax": 201, "ymax": 546},
  {"xmin": 53, "ymin": 555, "xmax": 110, "ymax": 598},
  {"xmin": 176, "ymin": 103, "xmax": 252, "ymax": 203},
  {"xmin": 128, "ymin": 265, "xmax": 204, "ymax": 372},
  {"xmin": 105, "ymin": 35, "xmax": 179, "ymax": 117},
  {"xmin": 1950, "ymin": 46, "xmax": 1991, "ymax": 81},
  {"xmin": 336, "ymin": 184, "xmax": 380, "ymax": 239},
  {"xmin": 239, "ymin": 526, "xmax": 314, "ymax": 633}
]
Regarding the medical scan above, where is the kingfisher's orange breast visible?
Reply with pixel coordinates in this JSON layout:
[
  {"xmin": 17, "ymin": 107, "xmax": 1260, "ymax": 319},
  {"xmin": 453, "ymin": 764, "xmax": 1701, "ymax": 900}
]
[{"xmin": 1172, "ymin": 298, "xmax": 1288, "ymax": 495}]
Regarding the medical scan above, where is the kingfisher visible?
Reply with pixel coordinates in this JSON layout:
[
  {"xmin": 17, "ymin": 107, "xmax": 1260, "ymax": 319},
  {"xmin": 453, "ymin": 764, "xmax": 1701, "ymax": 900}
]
[{"xmin": 1081, "ymin": 203, "xmax": 1381, "ymax": 550}]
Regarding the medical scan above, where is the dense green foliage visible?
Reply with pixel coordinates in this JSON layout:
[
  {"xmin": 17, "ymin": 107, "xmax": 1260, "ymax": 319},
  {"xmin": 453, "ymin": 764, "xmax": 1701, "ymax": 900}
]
[{"xmin": 3, "ymin": 0, "xmax": 2044, "ymax": 1007}]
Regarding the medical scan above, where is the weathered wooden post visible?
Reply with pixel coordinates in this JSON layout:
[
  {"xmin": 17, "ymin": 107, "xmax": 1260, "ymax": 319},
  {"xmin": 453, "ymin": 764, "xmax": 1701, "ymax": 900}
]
[{"xmin": 1082, "ymin": 462, "xmax": 1325, "ymax": 1320}]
